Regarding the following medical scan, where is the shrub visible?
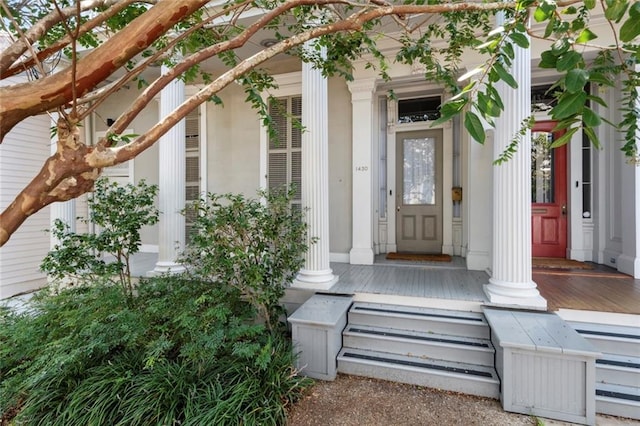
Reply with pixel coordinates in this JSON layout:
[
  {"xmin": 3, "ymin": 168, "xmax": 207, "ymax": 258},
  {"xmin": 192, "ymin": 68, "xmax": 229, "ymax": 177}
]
[
  {"xmin": 41, "ymin": 178, "xmax": 159, "ymax": 297},
  {"xmin": 180, "ymin": 188, "xmax": 309, "ymax": 331},
  {"xmin": 0, "ymin": 276, "xmax": 311, "ymax": 425},
  {"xmin": 2, "ymin": 185, "xmax": 313, "ymax": 425}
]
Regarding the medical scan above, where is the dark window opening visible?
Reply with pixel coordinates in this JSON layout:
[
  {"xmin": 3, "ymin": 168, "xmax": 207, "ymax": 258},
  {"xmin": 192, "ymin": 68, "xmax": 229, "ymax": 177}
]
[{"xmin": 398, "ymin": 97, "xmax": 441, "ymax": 123}]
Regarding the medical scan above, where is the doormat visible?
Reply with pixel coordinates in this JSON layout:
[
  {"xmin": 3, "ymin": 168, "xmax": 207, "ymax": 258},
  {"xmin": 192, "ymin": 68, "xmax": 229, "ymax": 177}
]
[
  {"xmin": 386, "ymin": 253, "xmax": 452, "ymax": 262},
  {"xmin": 532, "ymin": 257, "xmax": 594, "ymax": 270}
]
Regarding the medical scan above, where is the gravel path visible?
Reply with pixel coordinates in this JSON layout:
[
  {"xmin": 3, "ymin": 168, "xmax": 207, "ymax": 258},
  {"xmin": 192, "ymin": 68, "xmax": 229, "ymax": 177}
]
[{"xmin": 286, "ymin": 374, "xmax": 637, "ymax": 426}]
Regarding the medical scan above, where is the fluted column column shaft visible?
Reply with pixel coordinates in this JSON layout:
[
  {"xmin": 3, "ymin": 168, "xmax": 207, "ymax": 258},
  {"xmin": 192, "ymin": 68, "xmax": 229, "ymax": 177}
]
[
  {"xmin": 153, "ymin": 65, "xmax": 186, "ymax": 274},
  {"xmin": 484, "ymin": 15, "xmax": 546, "ymax": 309},
  {"xmin": 294, "ymin": 42, "xmax": 338, "ymax": 289}
]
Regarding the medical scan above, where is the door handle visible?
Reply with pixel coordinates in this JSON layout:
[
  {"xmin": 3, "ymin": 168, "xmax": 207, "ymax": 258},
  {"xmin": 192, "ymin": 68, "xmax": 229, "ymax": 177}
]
[{"xmin": 562, "ymin": 205, "xmax": 567, "ymax": 216}]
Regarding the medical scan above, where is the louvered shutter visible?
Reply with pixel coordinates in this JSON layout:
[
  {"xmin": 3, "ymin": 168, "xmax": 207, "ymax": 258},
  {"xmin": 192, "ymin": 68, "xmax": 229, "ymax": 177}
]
[
  {"xmin": 267, "ymin": 96, "xmax": 302, "ymax": 206},
  {"xmin": 185, "ymin": 109, "xmax": 200, "ymax": 242}
]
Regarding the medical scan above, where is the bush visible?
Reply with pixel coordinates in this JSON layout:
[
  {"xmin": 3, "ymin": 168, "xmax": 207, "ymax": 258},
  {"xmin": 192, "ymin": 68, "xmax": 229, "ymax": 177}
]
[
  {"xmin": 0, "ymin": 276, "xmax": 311, "ymax": 425},
  {"xmin": 181, "ymin": 188, "xmax": 309, "ymax": 331},
  {"xmin": 41, "ymin": 178, "xmax": 159, "ymax": 297},
  {"xmin": 2, "ymin": 186, "xmax": 312, "ymax": 425}
]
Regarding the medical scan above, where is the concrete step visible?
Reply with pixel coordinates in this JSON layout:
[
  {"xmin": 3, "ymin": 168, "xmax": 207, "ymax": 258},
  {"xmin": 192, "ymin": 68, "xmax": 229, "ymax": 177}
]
[
  {"xmin": 595, "ymin": 383, "xmax": 640, "ymax": 420},
  {"xmin": 596, "ymin": 354, "xmax": 640, "ymax": 388},
  {"xmin": 342, "ymin": 324, "xmax": 495, "ymax": 367},
  {"xmin": 337, "ymin": 347, "xmax": 499, "ymax": 399},
  {"xmin": 569, "ymin": 321, "xmax": 640, "ymax": 358},
  {"xmin": 348, "ymin": 303, "xmax": 490, "ymax": 339}
]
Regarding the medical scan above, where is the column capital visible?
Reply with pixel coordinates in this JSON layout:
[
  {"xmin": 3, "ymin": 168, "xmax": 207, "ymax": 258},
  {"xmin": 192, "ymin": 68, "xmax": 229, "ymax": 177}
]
[{"xmin": 347, "ymin": 78, "xmax": 376, "ymax": 99}]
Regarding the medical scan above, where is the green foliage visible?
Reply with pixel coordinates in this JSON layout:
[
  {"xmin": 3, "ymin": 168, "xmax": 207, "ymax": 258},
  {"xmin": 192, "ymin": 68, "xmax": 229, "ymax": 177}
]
[
  {"xmin": 180, "ymin": 188, "xmax": 309, "ymax": 331},
  {"xmin": 0, "ymin": 275, "xmax": 311, "ymax": 425},
  {"xmin": 41, "ymin": 178, "xmax": 158, "ymax": 297}
]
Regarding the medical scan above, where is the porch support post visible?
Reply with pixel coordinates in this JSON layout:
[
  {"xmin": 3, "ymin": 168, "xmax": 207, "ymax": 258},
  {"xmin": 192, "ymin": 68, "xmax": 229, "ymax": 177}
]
[
  {"xmin": 50, "ymin": 113, "xmax": 76, "ymax": 248},
  {"xmin": 294, "ymin": 42, "xmax": 338, "ymax": 290},
  {"xmin": 617, "ymin": 66, "xmax": 640, "ymax": 278},
  {"xmin": 348, "ymin": 78, "xmax": 376, "ymax": 265},
  {"xmin": 151, "ymin": 65, "xmax": 186, "ymax": 275},
  {"xmin": 483, "ymin": 20, "xmax": 546, "ymax": 309}
]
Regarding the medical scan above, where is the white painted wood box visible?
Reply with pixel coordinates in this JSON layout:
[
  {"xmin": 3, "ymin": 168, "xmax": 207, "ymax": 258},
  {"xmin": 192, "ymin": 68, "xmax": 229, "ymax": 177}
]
[
  {"xmin": 484, "ymin": 309, "xmax": 601, "ymax": 425},
  {"xmin": 288, "ymin": 294, "xmax": 353, "ymax": 380}
]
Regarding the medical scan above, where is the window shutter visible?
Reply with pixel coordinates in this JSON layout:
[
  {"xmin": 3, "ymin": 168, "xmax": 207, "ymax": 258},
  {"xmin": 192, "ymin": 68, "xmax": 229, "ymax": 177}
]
[{"xmin": 267, "ymin": 95, "xmax": 303, "ymax": 206}]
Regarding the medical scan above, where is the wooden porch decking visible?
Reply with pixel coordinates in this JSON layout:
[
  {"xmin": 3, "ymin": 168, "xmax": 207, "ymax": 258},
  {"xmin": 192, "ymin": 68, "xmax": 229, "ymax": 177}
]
[
  {"xmin": 128, "ymin": 253, "xmax": 640, "ymax": 316},
  {"xmin": 329, "ymin": 258, "xmax": 640, "ymax": 316}
]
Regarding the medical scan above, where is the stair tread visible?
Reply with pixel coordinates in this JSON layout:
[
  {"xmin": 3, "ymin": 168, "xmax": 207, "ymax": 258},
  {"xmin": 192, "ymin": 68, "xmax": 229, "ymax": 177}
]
[
  {"xmin": 596, "ymin": 383, "xmax": 640, "ymax": 398},
  {"xmin": 343, "ymin": 324, "xmax": 494, "ymax": 351},
  {"xmin": 338, "ymin": 347, "xmax": 499, "ymax": 382},
  {"xmin": 597, "ymin": 353, "xmax": 640, "ymax": 370},
  {"xmin": 569, "ymin": 321, "xmax": 640, "ymax": 340},
  {"xmin": 351, "ymin": 302, "xmax": 487, "ymax": 323}
]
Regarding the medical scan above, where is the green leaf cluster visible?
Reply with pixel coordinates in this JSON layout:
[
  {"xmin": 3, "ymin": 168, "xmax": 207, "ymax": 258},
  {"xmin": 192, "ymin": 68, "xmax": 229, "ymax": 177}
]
[
  {"xmin": 0, "ymin": 274, "xmax": 311, "ymax": 425},
  {"xmin": 180, "ymin": 187, "xmax": 309, "ymax": 331},
  {"xmin": 41, "ymin": 178, "xmax": 159, "ymax": 298}
]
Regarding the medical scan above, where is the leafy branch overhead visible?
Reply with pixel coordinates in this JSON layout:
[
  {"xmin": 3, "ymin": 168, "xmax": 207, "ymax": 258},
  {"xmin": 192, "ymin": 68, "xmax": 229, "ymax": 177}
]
[{"xmin": 0, "ymin": 0, "xmax": 639, "ymax": 246}]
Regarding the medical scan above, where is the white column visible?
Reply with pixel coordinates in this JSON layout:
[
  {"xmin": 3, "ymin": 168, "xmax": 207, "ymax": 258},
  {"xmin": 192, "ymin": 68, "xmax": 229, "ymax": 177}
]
[
  {"xmin": 617, "ymin": 67, "xmax": 640, "ymax": 278},
  {"xmin": 294, "ymin": 43, "xmax": 338, "ymax": 289},
  {"xmin": 483, "ymin": 23, "xmax": 546, "ymax": 309},
  {"xmin": 348, "ymin": 78, "xmax": 376, "ymax": 265},
  {"xmin": 50, "ymin": 113, "xmax": 76, "ymax": 248},
  {"xmin": 152, "ymin": 65, "xmax": 186, "ymax": 274}
]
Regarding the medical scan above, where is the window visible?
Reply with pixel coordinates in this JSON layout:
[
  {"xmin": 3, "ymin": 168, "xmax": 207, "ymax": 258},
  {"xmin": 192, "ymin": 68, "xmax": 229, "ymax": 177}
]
[
  {"xmin": 267, "ymin": 96, "xmax": 302, "ymax": 210},
  {"xmin": 185, "ymin": 109, "xmax": 200, "ymax": 242},
  {"xmin": 398, "ymin": 97, "xmax": 441, "ymax": 123}
]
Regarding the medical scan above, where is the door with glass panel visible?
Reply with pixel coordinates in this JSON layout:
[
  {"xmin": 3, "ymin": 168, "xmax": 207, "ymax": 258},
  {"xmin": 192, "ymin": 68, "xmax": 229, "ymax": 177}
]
[
  {"xmin": 396, "ymin": 130, "xmax": 443, "ymax": 253},
  {"xmin": 531, "ymin": 121, "xmax": 567, "ymax": 258}
]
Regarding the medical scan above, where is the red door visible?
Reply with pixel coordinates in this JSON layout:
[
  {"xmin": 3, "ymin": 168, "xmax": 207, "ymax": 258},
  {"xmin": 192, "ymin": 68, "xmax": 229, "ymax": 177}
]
[{"xmin": 531, "ymin": 121, "xmax": 567, "ymax": 258}]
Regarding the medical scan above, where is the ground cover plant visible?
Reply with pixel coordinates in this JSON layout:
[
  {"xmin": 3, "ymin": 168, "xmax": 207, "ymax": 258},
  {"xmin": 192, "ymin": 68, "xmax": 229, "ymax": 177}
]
[{"xmin": 0, "ymin": 182, "xmax": 311, "ymax": 425}]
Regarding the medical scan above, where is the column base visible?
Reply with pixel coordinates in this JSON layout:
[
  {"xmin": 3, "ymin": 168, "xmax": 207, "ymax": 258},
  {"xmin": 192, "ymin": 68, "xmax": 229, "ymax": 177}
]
[
  {"xmin": 349, "ymin": 247, "xmax": 374, "ymax": 265},
  {"xmin": 292, "ymin": 268, "xmax": 338, "ymax": 291},
  {"xmin": 617, "ymin": 254, "xmax": 640, "ymax": 279},
  {"xmin": 484, "ymin": 278, "xmax": 547, "ymax": 310},
  {"xmin": 148, "ymin": 261, "xmax": 186, "ymax": 276}
]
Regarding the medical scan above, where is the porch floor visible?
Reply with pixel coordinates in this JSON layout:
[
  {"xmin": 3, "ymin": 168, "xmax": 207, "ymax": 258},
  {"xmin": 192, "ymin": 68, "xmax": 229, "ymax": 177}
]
[{"xmin": 128, "ymin": 253, "xmax": 640, "ymax": 316}]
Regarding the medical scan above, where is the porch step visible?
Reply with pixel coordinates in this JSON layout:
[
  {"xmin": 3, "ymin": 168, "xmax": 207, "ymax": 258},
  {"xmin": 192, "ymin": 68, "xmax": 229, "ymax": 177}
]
[
  {"xmin": 338, "ymin": 303, "xmax": 498, "ymax": 399},
  {"xmin": 596, "ymin": 354, "xmax": 640, "ymax": 388},
  {"xmin": 342, "ymin": 324, "xmax": 495, "ymax": 367},
  {"xmin": 569, "ymin": 320, "xmax": 640, "ymax": 420},
  {"xmin": 347, "ymin": 302, "xmax": 490, "ymax": 339},
  {"xmin": 569, "ymin": 321, "xmax": 640, "ymax": 358},
  {"xmin": 337, "ymin": 347, "xmax": 500, "ymax": 399},
  {"xmin": 595, "ymin": 383, "xmax": 640, "ymax": 420}
]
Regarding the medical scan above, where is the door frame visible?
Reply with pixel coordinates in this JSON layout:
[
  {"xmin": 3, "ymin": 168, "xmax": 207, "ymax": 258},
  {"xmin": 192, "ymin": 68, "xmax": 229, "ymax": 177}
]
[
  {"xmin": 384, "ymin": 120, "xmax": 454, "ymax": 255},
  {"xmin": 531, "ymin": 120, "xmax": 568, "ymax": 258},
  {"xmin": 395, "ymin": 129, "xmax": 444, "ymax": 253}
]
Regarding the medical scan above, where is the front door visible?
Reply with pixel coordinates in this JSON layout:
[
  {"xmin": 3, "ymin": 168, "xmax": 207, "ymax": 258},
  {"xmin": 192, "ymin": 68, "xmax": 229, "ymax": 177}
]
[
  {"xmin": 396, "ymin": 130, "xmax": 443, "ymax": 253},
  {"xmin": 531, "ymin": 121, "xmax": 567, "ymax": 258}
]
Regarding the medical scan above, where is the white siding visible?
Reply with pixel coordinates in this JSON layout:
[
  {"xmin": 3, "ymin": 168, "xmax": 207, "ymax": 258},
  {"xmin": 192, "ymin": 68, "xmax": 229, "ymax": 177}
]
[{"xmin": 0, "ymin": 77, "xmax": 51, "ymax": 297}]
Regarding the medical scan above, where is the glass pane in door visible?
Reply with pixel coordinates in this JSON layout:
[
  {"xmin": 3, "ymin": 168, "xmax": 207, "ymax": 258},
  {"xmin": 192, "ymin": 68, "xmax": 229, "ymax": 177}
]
[
  {"xmin": 531, "ymin": 131, "xmax": 554, "ymax": 203},
  {"xmin": 403, "ymin": 137, "xmax": 436, "ymax": 205}
]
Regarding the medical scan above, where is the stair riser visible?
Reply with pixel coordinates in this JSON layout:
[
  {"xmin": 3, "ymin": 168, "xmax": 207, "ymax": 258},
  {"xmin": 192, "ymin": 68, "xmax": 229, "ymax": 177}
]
[
  {"xmin": 338, "ymin": 358, "xmax": 499, "ymax": 399},
  {"xmin": 596, "ymin": 366, "xmax": 640, "ymax": 388},
  {"xmin": 348, "ymin": 312, "xmax": 490, "ymax": 339},
  {"xmin": 581, "ymin": 336, "xmax": 640, "ymax": 358},
  {"xmin": 596, "ymin": 398, "xmax": 640, "ymax": 420},
  {"xmin": 343, "ymin": 335, "xmax": 494, "ymax": 367}
]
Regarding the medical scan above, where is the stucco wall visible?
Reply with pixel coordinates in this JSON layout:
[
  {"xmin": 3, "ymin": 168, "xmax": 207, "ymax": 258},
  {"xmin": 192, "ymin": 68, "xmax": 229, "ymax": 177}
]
[
  {"xmin": 94, "ymin": 87, "xmax": 160, "ymax": 247},
  {"xmin": 327, "ymin": 77, "xmax": 353, "ymax": 256}
]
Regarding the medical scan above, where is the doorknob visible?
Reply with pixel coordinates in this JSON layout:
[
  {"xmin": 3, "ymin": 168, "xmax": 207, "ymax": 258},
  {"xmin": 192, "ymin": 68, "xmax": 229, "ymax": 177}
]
[{"xmin": 562, "ymin": 205, "xmax": 567, "ymax": 216}]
